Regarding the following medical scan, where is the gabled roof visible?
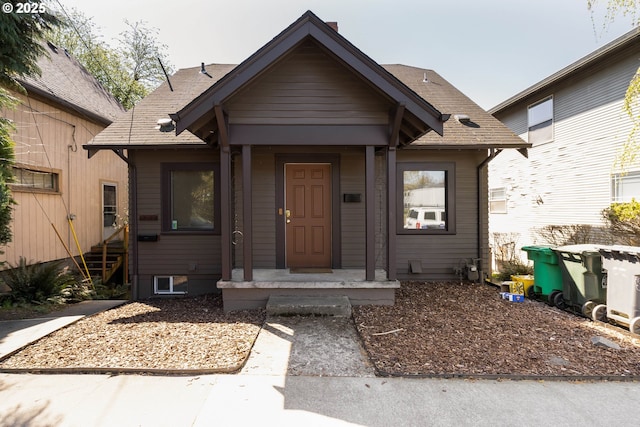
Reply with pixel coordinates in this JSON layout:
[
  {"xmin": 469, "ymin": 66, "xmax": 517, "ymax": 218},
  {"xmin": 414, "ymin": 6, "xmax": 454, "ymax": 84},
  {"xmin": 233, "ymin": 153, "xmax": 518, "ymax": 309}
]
[
  {"xmin": 18, "ymin": 42, "xmax": 125, "ymax": 125},
  {"xmin": 490, "ymin": 27, "xmax": 640, "ymax": 115},
  {"xmin": 385, "ymin": 65, "xmax": 528, "ymax": 149},
  {"xmin": 171, "ymin": 10, "xmax": 445, "ymax": 145}
]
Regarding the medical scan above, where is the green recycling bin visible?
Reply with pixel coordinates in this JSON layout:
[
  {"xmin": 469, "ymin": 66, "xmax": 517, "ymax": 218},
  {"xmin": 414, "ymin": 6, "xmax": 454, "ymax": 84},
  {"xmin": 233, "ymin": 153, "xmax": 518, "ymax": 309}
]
[
  {"xmin": 551, "ymin": 245, "xmax": 606, "ymax": 317},
  {"xmin": 521, "ymin": 245, "xmax": 563, "ymax": 303}
]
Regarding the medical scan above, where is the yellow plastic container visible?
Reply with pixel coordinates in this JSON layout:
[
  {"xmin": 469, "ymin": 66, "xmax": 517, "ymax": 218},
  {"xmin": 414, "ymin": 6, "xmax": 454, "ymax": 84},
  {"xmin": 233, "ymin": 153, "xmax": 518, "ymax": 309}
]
[{"xmin": 511, "ymin": 275, "xmax": 534, "ymax": 296}]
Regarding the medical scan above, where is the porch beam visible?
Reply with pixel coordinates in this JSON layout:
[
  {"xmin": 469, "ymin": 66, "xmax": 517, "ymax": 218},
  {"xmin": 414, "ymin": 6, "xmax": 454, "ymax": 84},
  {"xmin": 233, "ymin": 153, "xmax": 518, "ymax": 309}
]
[
  {"xmin": 242, "ymin": 145, "xmax": 253, "ymax": 281},
  {"xmin": 365, "ymin": 145, "xmax": 375, "ymax": 281}
]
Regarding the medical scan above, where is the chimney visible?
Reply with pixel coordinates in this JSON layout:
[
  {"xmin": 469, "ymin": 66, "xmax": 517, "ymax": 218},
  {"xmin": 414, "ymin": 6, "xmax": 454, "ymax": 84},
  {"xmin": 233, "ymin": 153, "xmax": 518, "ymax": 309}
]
[{"xmin": 326, "ymin": 21, "xmax": 338, "ymax": 32}]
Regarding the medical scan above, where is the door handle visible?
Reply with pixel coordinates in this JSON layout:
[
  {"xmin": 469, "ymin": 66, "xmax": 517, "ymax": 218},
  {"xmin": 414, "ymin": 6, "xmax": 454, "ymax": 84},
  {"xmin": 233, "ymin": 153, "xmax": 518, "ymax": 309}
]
[{"xmin": 285, "ymin": 209, "xmax": 291, "ymax": 223}]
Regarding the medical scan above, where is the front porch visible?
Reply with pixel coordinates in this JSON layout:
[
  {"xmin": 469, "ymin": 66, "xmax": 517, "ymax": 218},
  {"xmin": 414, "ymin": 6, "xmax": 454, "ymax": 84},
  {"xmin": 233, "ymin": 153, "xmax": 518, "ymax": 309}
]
[{"xmin": 217, "ymin": 269, "xmax": 400, "ymax": 312}]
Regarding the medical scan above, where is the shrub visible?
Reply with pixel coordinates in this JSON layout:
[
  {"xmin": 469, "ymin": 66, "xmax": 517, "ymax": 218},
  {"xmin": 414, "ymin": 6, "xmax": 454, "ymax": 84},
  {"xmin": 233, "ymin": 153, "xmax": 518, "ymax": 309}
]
[
  {"xmin": 535, "ymin": 224, "xmax": 596, "ymax": 246},
  {"xmin": 2, "ymin": 257, "xmax": 77, "ymax": 304},
  {"xmin": 493, "ymin": 259, "xmax": 533, "ymax": 282},
  {"xmin": 602, "ymin": 199, "xmax": 640, "ymax": 245}
]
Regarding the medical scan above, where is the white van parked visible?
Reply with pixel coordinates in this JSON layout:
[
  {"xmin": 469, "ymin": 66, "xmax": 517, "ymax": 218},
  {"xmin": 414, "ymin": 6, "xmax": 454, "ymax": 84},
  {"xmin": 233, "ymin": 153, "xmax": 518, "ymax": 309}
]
[{"xmin": 405, "ymin": 207, "xmax": 446, "ymax": 230}]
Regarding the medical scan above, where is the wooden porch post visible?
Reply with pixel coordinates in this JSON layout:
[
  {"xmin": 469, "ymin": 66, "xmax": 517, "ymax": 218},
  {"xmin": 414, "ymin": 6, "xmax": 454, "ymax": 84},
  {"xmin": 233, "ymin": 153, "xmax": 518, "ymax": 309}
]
[
  {"xmin": 387, "ymin": 104, "xmax": 403, "ymax": 281},
  {"xmin": 242, "ymin": 144, "xmax": 253, "ymax": 281},
  {"xmin": 216, "ymin": 105, "xmax": 232, "ymax": 281},
  {"xmin": 365, "ymin": 145, "xmax": 375, "ymax": 281},
  {"xmin": 387, "ymin": 147, "xmax": 397, "ymax": 280}
]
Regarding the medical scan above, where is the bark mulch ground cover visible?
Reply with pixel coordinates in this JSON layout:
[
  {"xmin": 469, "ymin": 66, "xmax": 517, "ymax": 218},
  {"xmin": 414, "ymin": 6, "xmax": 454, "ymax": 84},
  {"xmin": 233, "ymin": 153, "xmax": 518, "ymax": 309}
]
[
  {"xmin": 2, "ymin": 282, "xmax": 640, "ymax": 378},
  {"xmin": 353, "ymin": 281, "xmax": 640, "ymax": 378}
]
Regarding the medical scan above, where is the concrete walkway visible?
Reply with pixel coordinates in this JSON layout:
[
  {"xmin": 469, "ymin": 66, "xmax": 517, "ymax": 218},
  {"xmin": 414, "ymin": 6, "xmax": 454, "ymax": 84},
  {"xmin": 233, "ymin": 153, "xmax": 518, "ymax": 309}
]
[
  {"xmin": 0, "ymin": 300, "xmax": 126, "ymax": 360},
  {"xmin": 1, "ymin": 301, "xmax": 640, "ymax": 426}
]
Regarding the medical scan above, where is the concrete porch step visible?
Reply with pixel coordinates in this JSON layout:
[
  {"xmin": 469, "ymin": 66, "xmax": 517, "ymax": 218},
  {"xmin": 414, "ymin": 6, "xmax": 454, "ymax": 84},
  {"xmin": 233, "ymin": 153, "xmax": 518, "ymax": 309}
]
[{"xmin": 266, "ymin": 295, "xmax": 352, "ymax": 317}]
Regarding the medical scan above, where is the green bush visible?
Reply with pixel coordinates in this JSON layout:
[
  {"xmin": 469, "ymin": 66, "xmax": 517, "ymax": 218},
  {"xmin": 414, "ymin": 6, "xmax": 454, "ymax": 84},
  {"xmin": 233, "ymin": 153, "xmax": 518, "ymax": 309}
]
[
  {"xmin": 2, "ymin": 257, "xmax": 77, "ymax": 304},
  {"xmin": 602, "ymin": 199, "xmax": 640, "ymax": 245}
]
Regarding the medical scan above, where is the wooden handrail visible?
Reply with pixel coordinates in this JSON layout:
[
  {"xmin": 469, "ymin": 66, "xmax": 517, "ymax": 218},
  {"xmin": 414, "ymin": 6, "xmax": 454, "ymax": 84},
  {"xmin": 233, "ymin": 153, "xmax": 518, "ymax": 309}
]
[{"xmin": 101, "ymin": 224, "xmax": 129, "ymax": 283}]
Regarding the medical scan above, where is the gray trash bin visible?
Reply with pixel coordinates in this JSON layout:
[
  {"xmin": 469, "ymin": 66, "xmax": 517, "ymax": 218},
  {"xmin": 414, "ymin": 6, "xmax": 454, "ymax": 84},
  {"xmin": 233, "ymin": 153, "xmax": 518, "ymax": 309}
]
[
  {"xmin": 551, "ymin": 244, "xmax": 606, "ymax": 318},
  {"xmin": 599, "ymin": 245, "xmax": 640, "ymax": 334}
]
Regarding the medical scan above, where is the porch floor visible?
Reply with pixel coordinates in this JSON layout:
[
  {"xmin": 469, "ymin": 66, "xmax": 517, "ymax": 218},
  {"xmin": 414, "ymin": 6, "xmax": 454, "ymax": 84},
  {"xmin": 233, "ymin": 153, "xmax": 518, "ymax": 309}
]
[{"xmin": 217, "ymin": 269, "xmax": 399, "ymax": 311}]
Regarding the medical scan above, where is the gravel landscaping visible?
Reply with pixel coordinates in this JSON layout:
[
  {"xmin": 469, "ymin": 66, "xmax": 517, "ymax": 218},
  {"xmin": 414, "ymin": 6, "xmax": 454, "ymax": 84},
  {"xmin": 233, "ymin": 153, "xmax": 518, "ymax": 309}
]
[{"xmin": 1, "ymin": 281, "xmax": 640, "ymax": 378}]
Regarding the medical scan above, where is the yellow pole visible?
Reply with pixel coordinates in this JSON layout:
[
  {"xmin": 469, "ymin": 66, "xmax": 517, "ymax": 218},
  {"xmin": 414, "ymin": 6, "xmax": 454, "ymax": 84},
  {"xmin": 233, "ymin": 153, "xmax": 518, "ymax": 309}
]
[
  {"xmin": 51, "ymin": 223, "xmax": 88, "ymax": 281},
  {"xmin": 68, "ymin": 218, "xmax": 93, "ymax": 287}
]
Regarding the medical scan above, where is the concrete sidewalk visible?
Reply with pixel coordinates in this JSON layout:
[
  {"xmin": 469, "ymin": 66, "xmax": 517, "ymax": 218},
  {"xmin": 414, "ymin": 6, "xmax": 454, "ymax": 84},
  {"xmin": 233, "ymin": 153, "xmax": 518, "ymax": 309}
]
[
  {"xmin": 0, "ymin": 300, "xmax": 126, "ymax": 359},
  {"xmin": 1, "ymin": 372, "xmax": 639, "ymax": 426}
]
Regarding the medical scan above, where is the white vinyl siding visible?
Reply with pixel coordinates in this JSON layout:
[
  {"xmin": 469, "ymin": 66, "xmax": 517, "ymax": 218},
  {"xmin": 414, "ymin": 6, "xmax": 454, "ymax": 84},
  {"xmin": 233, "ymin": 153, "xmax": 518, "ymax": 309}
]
[{"xmin": 489, "ymin": 48, "xmax": 638, "ymax": 258}]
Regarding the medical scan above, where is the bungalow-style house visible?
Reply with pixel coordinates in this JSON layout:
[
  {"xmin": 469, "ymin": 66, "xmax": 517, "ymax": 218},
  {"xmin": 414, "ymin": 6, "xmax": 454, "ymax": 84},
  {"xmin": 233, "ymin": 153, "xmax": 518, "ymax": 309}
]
[
  {"xmin": 1, "ymin": 42, "xmax": 128, "ymax": 276},
  {"xmin": 488, "ymin": 28, "xmax": 640, "ymax": 265},
  {"xmin": 85, "ymin": 11, "xmax": 527, "ymax": 310}
]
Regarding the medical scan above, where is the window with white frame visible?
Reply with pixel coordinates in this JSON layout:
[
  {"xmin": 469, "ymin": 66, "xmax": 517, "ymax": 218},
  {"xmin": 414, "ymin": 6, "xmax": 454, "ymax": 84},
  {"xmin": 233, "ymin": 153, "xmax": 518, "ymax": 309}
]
[
  {"xmin": 528, "ymin": 97, "xmax": 553, "ymax": 145},
  {"xmin": 612, "ymin": 172, "xmax": 640, "ymax": 203},
  {"xmin": 489, "ymin": 187, "xmax": 507, "ymax": 213},
  {"xmin": 154, "ymin": 276, "xmax": 188, "ymax": 294}
]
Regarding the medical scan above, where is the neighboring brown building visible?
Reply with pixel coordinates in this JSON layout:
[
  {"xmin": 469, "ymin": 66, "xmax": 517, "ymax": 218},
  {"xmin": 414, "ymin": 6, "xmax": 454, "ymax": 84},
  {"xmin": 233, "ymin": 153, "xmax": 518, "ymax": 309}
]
[
  {"xmin": 1, "ymin": 42, "xmax": 128, "ymax": 270},
  {"xmin": 86, "ymin": 11, "xmax": 528, "ymax": 310}
]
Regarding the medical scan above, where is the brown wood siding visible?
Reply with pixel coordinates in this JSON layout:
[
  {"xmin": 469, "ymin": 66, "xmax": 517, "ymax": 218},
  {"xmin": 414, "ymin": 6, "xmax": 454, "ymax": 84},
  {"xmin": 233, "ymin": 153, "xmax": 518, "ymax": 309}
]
[
  {"xmin": 395, "ymin": 151, "xmax": 486, "ymax": 280},
  {"xmin": 250, "ymin": 149, "xmax": 277, "ymax": 268},
  {"xmin": 132, "ymin": 150, "xmax": 221, "ymax": 297},
  {"xmin": 1, "ymin": 93, "xmax": 127, "ymax": 266},
  {"xmin": 340, "ymin": 150, "xmax": 366, "ymax": 267},
  {"xmin": 226, "ymin": 40, "xmax": 390, "ymax": 126}
]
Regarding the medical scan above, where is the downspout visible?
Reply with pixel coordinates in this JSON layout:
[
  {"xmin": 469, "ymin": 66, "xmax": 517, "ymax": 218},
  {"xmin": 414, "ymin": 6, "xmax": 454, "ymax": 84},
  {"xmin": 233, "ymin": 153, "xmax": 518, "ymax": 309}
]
[
  {"xmin": 477, "ymin": 148, "xmax": 502, "ymax": 280},
  {"xmin": 129, "ymin": 162, "xmax": 138, "ymax": 300}
]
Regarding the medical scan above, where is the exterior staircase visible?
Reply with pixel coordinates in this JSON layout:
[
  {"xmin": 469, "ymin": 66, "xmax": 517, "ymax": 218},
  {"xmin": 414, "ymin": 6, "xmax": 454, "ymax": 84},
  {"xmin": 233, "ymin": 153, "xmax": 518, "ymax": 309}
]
[
  {"xmin": 85, "ymin": 241, "xmax": 126, "ymax": 284},
  {"xmin": 83, "ymin": 226, "xmax": 129, "ymax": 284}
]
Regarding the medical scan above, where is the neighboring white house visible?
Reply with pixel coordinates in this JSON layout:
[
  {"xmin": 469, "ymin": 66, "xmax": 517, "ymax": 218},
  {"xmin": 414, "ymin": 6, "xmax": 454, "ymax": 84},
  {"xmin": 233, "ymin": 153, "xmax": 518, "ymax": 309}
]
[{"xmin": 488, "ymin": 28, "xmax": 640, "ymax": 267}]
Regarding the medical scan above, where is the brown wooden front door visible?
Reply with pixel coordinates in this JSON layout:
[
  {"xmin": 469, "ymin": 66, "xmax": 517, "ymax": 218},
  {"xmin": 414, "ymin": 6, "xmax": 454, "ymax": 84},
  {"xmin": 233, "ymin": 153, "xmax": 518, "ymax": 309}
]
[{"xmin": 285, "ymin": 163, "xmax": 332, "ymax": 268}]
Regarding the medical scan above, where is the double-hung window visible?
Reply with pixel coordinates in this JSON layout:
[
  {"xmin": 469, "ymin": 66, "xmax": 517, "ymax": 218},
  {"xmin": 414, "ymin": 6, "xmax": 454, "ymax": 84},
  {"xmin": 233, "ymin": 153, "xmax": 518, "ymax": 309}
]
[
  {"xmin": 489, "ymin": 187, "xmax": 507, "ymax": 213},
  {"xmin": 528, "ymin": 96, "xmax": 553, "ymax": 145},
  {"xmin": 398, "ymin": 162, "xmax": 455, "ymax": 234},
  {"xmin": 612, "ymin": 171, "xmax": 640, "ymax": 203},
  {"xmin": 162, "ymin": 163, "xmax": 219, "ymax": 233}
]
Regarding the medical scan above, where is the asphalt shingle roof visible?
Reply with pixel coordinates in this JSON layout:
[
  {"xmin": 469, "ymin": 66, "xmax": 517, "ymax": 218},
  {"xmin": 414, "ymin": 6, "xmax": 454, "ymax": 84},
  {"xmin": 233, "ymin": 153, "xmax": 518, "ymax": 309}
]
[
  {"xmin": 88, "ymin": 63, "xmax": 234, "ymax": 148},
  {"xmin": 87, "ymin": 63, "xmax": 527, "ymax": 150},
  {"xmin": 384, "ymin": 65, "xmax": 527, "ymax": 149},
  {"xmin": 19, "ymin": 42, "xmax": 125, "ymax": 124}
]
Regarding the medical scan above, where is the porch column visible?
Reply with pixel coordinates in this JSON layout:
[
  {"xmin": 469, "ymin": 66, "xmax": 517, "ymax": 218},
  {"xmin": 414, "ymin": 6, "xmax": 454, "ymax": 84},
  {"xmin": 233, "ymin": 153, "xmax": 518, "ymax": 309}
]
[
  {"xmin": 387, "ymin": 147, "xmax": 397, "ymax": 280},
  {"xmin": 220, "ymin": 147, "xmax": 232, "ymax": 280},
  {"xmin": 242, "ymin": 144, "xmax": 253, "ymax": 281},
  {"xmin": 365, "ymin": 145, "xmax": 375, "ymax": 281},
  {"xmin": 216, "ymin": 105, "xmax": 232, "ymax": 281}
]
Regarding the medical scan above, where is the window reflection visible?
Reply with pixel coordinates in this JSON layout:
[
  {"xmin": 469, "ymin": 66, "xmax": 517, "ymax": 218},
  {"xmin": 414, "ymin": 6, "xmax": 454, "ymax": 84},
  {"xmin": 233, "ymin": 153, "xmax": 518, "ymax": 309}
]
[{"xmin": 403, "ymin": 170, "xmax": 446, "ymax": 230}]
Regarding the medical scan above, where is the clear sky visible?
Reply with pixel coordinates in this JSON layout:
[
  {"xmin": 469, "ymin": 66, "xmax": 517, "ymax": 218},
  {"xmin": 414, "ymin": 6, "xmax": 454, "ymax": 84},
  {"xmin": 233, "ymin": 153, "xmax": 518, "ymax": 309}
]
[{"xmin": 53, "ymin": 0, "xmax": 636, "ymax": 110}]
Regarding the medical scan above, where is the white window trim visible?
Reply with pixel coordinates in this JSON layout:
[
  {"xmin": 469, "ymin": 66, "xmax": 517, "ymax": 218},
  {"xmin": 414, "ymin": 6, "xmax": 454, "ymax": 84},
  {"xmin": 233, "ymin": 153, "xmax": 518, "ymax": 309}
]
[
  {"xmin": 489, "ymin": 187, "xmax": 507, "ymax": 214},
  {"xmin": 612, "ymin": 171, "xmax": 640, "ymax": 203},
  {"xmin": 527, "ymin": 96, "xmax": 554, "ymax": 146},
  {"xmin": 153, "ymin": 276, "xmax": 188, "ymax": 295}
]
